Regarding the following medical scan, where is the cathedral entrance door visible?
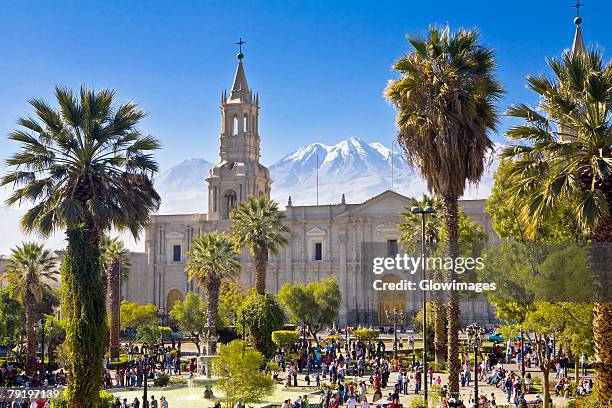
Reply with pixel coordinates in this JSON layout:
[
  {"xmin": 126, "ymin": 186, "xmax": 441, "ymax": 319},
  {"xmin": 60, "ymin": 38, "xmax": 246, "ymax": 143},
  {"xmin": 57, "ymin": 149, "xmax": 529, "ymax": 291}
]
[{"xmin": 377, "ymin": 274, "xmax": 406, "ymax": 325}]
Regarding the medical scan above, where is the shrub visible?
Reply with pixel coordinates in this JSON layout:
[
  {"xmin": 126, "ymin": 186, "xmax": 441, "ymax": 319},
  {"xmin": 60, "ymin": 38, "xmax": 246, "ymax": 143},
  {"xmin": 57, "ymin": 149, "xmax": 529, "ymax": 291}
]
[
  {"xmin": 237, "ymin": 291, "xmax": 285, "ymax": 356},
  {"xmin": 271, "ymin": 330, "xmax": 300, "ymax": 350},
  {"xmin": 353, "ymin": 329, "xmax": 379, "ymax": 342},
  {"xmin": 153, "ymin": 372, "xmax": 170, "ymax": 387},
  {"xmin": 52, "ymin": 390, "xmax": 114, "ymax": 408},
  {"xmin": 409, "ymin": 398, "xmax": 427, "ymax": 408}
]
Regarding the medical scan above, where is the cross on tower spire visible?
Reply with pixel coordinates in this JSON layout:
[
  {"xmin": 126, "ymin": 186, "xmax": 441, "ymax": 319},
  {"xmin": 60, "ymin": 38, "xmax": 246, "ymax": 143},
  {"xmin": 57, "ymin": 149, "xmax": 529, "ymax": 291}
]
[
  {"xmin": 236, "ymin": 37, "xmax": 245, "ymax": 60},
  {"xmin": 572, "ymin": 0, "xmax": 584, "ymax": 18}
]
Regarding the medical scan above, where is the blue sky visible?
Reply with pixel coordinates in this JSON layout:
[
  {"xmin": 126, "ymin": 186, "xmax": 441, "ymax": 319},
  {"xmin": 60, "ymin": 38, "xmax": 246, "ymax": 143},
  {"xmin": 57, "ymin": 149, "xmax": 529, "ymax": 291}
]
[{"xmin": 0, "ymin": 0, "xmax": 610, "ymax": 171}]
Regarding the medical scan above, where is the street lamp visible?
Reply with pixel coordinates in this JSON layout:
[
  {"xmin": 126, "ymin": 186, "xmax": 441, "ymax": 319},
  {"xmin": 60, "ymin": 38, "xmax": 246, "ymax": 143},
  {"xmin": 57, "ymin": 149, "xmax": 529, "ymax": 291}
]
[
  {"xmin": 520, "ymin": 327, "xmax": 526, "ymax": 391},
  {"xmin": 385, "ymin": 308, "xmax": 405, "ymax": 359},
  {"xmin": 240, "ymin": 310, "xmax": 255, "ymax": 352},
  {"xmin": 34, "ymin": 318, "xmax": 47, "ymax": 384},
  {"xmin": 302, "ymin": 321, "xmax": 308, "ymax": 350},
  {"xmin": 142, "ymin": 342, "xmax": 149, "ymax": 408},
  {"xmin": 467, "ymin": 323, "xmax": 483, "ymax": 408},
  {"xmin": 410, "ymin": 205, "xmax": 436, "ymax": 404}
]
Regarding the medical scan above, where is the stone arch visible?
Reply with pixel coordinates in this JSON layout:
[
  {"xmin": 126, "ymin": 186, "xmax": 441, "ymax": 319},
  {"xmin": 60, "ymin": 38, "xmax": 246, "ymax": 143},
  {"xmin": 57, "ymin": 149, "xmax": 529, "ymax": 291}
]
[
  {"xmin": 221, "ymin": 189, "xmax": 237, "ymax": 220},
  {"xmin": 377, "ymin": 274, "xmax": 406, "ymax": 324},
  {"xmin": 167, "ymin": 289, "xmax": 184, "ymax": 312}
]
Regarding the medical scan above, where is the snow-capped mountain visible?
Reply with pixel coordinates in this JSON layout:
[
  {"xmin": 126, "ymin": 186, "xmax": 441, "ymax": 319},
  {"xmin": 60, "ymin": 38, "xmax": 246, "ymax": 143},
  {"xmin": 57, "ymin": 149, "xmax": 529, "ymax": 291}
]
[
  {"xmin": 152, "ymin": 137, "xmax": 500, "ymax": 214},
  {"xmin": 155, "ymin": 158, "xmax": 214, "ymax": 213},
  {"xmin": 269, "ymin": 137, "xmax": 420, "ymax": 206}
]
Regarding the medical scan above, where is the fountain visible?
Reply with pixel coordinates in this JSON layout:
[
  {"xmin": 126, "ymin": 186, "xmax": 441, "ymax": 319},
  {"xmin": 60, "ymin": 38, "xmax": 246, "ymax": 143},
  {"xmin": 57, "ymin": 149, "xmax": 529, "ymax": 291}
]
[{"xmin": 197, "ymin": 332, "xmax": 218, "ymax": 378}]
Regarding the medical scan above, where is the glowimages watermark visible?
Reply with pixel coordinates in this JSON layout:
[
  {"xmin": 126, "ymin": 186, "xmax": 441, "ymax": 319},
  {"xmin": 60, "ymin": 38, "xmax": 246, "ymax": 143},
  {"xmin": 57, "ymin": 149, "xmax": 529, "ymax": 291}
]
[{"xmin": 370, "ymin": 254, "xmax": 496, "ymax": 293}]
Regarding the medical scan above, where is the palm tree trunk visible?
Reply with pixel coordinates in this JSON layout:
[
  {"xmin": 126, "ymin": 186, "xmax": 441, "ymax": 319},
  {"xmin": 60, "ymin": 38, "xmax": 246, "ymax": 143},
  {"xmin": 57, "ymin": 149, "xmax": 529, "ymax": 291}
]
[
  {"xmin": 108, "ymin": 259, "xmax": 121, "ymax": 361},
  {"xmin": 24, "ymin": 279, "xmax": 37, "ymax": 376},
  {"xmin": 542, "ymin": 367, "xmax": 550, "ymax": 408},
  {"xmin": 206, "ymin": 277, "xmax": 221, "ymax": 355},
  {"xmin": 433, "ymin": 297, "xmax": 447, "ymax": 364},
  {"xmin": 443, "ymin": 194, "xmax": 461, "ymax": 393},
  {"xmin": 63, "ymin": 225, "xmax": 107, "ymax": 408},
  {"xmin": 590, "ymin": 218, "xmax": 612, "ymax": 403},
  {"xmin": 254, "ymin": 247, "xmax": 267, "ymax": 295}
]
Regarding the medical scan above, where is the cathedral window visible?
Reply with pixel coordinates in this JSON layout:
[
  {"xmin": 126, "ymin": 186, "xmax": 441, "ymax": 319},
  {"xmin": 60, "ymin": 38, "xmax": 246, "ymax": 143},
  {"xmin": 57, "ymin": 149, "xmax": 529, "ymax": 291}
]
[
  {"xmin": 173, "ymin": 244, "xmax": 182, "ymax": 262},
  {"xmin": 232, "ymin": 116, "xmax": 238, "ymax": 136},
  {"xmin": 314, "ymin": 242, "xmax": 323, "ymax": 261},
  {"xmin": 243, "ymin": 114, "xmax": 248, "ymax": 132},
  {"xmin": 387, "ymin": 239, "xmax": 398, "ymax": 257}
]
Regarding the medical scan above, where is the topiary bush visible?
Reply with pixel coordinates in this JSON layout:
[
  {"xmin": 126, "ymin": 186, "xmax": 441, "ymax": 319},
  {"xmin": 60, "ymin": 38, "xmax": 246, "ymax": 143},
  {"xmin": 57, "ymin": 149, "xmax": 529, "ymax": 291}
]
[
  {"xmin": 237, "ymin": 291, "xmax": 285, "ymax": 356},
  {"xmin": 271, "ymin": 330, "xmax": 300, "ymax": 351},
  {"xmin": 51, "ymin": 389, "xmax": 114, "ymax": 408},
  {"xmin": 153, "ymin": 372, "xmax": 170, "ymax": 387},
  {"xmin": 353, "ymin": 329, "xmax": 380, "ymax": 342}
]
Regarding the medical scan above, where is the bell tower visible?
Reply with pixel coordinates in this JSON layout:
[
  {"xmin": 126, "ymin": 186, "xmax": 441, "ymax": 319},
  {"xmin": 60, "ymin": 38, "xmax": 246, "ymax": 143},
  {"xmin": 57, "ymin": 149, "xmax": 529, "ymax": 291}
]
[{"xmin": 207, "ymin": 41, "xmax": 272, "ymax": 220}]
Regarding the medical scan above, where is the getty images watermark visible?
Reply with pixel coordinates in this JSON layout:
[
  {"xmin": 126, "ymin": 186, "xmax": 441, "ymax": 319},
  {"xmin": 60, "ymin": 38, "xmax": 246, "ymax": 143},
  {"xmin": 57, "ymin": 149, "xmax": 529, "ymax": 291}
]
[{"xmin": 371, "ymin": 254, "xmax": 497, "ymax": 293}]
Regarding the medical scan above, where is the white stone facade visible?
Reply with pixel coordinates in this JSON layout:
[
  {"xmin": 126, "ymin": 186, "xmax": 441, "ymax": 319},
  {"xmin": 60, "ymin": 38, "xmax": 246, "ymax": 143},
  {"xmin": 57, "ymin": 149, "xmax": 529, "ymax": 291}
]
[{"xmin": 124, "ymin": 57, "xmax": 499, "ymax": 325}]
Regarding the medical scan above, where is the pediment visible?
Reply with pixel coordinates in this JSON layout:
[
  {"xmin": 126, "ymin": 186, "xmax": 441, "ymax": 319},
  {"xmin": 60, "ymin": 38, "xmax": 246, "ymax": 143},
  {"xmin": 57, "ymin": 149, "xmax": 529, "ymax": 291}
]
[
  {"xmin": 306, "ymin": 227, "xmax": 327, "ymax": 236},
  {"xmin": 165, "ymin": 231, "xmax": 185, "ymax": 239},
  {"xmin": 338, "ymin": 190, "xmax": 410, "ymax": 218}
]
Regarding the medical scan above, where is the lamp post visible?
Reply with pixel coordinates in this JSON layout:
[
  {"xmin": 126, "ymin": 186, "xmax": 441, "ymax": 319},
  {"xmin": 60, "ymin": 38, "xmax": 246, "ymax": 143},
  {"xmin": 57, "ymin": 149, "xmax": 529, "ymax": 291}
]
[
  {"xmin": 142, "ymin": 342, "xmax": 149, "ymax": 408},
  {"xmin": 520, "ymin": 327, "xmax": 526, "ymax": 391},
  {"xmin": 34, "ymin": 318, "xmax": 47, "ymax": 383},
  {"xmin": 240, "ymin": 310, "xmax": 255, "ymax": 352},
  {"xmin": 410, "ymin": 205, "xmax": 436, "ymax": 405},
  {"xmin": 385, "ymin": 308, "xmax": 405, "ymax": 359},
  {"xmin": 467, "ymin": 323, "xmax": 483, "ymax": 408}
]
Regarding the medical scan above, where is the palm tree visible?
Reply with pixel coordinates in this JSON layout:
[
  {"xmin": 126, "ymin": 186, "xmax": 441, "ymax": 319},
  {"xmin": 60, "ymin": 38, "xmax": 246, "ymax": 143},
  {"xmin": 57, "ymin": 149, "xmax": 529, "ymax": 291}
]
[
  {"xmin": 231, "ymin": 196, "xmax": 289, "ymax": 295},
  {"xmin": 3, "ymin": 242, "xmax": 58, "ymax": 374},
  {"xmin": 1, "ymin": 87, "xmax": 160, "ymax": 407},
  {"xmin": 186, "ymin": 232, "xmax": 241, "ymax": 353},
  {"xmin": 386, "ymin": 26, "xmax": 503, "ymax": 391},
  {"xmin": 100, "ymin": 237, "xmax": 131, "ymax": 362},
  {"xmin": 399, "ymin": 195, "xmax": 446, "ymax": 364},
  {"xmin": 501, "ymin": 49, "xmax": 612, "ymax": 401}
]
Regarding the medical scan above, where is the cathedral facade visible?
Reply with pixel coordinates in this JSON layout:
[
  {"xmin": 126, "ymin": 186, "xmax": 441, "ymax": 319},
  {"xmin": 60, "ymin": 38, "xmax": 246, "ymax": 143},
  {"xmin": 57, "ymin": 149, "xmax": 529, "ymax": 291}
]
[{"xmin": 123, "ymin": 55, "xmax": 498, "ymax": 326}]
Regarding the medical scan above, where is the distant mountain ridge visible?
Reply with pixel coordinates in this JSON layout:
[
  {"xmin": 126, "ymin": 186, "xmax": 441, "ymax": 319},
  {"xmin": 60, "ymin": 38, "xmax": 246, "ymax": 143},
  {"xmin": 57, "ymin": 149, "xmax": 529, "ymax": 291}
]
[{"xmin": 154, "ymin": 137, "xmax": 500, "ymax": 214}]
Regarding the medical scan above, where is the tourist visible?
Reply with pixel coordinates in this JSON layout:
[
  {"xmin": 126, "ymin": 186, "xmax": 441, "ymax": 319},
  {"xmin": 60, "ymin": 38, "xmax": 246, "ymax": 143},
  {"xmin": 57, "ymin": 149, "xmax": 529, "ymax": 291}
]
[
  {"xmin": 150, "ymin": 396, "xmax": 157, "ymax": 408},
  {"xmin": 132, "ymin": 397, "xmax": 140, "ymax": 408},
  {"xmin": 160, "ymin": 397, "xmax": 168, "ymax": 408}
]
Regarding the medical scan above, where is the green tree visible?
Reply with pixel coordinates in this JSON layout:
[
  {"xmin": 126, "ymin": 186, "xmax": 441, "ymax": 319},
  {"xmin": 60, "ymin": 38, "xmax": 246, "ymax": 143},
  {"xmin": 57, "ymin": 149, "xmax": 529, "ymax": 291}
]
[
  {"xmin": 120, "ymin": 301, "xmax": 159, "ymax": 331},
  {"xmin": 213, "ymin": 340, "xmax": 274, "ymax": 408},
  {"xmin": 218, "ymin": 281, "xmax": 244, "ymax": 327},
  {"xmin": 42, "ymin": 316, "xmax": 67, "ymax": 365},
  {"xmin": 500, "ymin": 49, "xmax": 612, "ymax": 399},
  {"xmin": 386, "ymin": 26, "xmax": 503, "ymax": 391},
  {"xmin": 277, "ymin": 276, "xmax": 341, "ymax": 344},
  {"xmin": 100, "ymin": 237, "xmax": 130, "ymax": 361},
  {"xmin": 413, "ymin": 303, "xmax": 443, "ymax": 360},
  {"xmin": 186, "ymin": 232, "xmax": 241, "ymax": 353},
  {"xmin": 1, "ymin": 86, "xmax": 160, "ymax": 407},
  {"xmin": 0, "ymin": 288, "xmax": 25, "ymax": 345},
  {"xmin": 237, "ymin": 291, "xmax": 285, "ymax": 356},
  {"xmin": 231, "ymin": 196, "xmax": 289, "ymax": 295},
  {"xmin": 136, "ymin": 325, "xmax": 171, "ymax": 346},
  {"xmin": 3, "ymin": 242, "xmax": 58, "ymax": 374},
  {"xmin": 169, "ymin": 292, "xmax": 208, "ymax": 354},
  {"xmin": 271, "ymin": 330, "xmax": 300, "ymax": 351}
]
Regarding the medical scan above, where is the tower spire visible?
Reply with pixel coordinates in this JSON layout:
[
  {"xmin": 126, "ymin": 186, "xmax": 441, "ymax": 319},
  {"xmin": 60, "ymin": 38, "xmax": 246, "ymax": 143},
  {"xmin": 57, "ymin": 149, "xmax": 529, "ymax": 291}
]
[
  {"xmin": 571, "ymin": 1, "xmax": 586, "ymax": 57},
  {"xmin": 229, "ymin": 37, "xmax": 251, "ymax": 102}
]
